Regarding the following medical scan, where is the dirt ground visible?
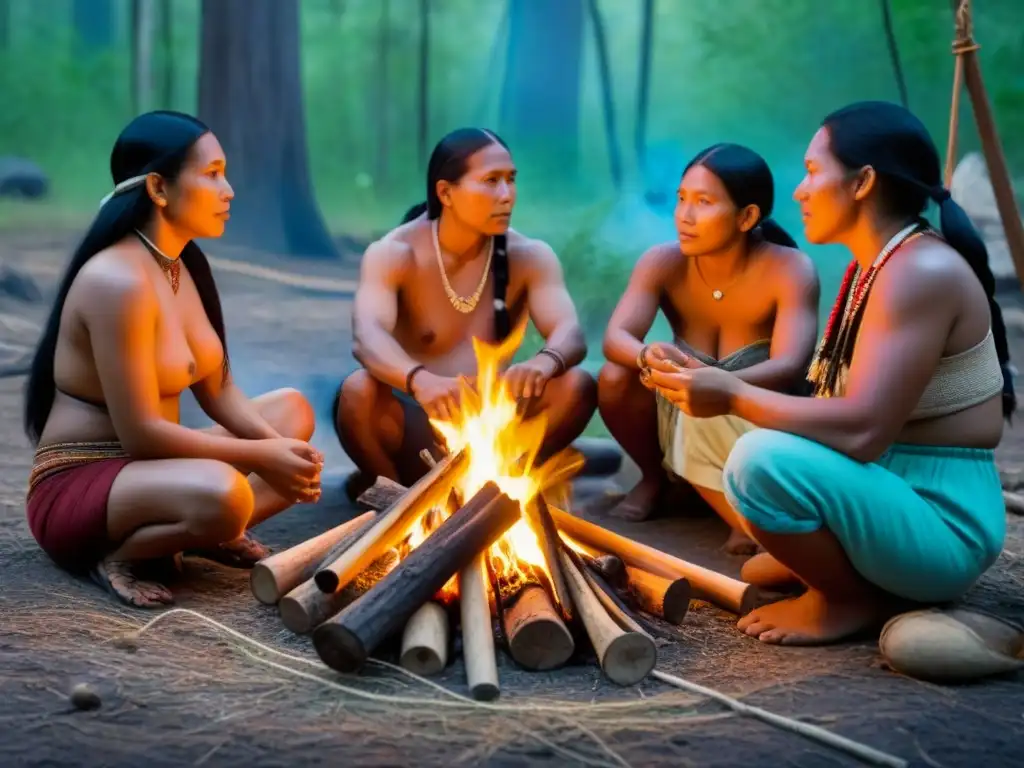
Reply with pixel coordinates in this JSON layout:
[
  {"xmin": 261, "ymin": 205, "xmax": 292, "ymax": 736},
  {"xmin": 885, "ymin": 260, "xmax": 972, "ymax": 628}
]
[{"xmin": 1, "ymin": 231, "xmax": 1023, "ymax": 768}]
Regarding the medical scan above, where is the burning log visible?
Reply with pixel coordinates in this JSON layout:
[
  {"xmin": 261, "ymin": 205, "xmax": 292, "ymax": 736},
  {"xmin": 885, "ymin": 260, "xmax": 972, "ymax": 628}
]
[
  {"xmin": 459, "ymin": 553, "xmax": 500, "ymax": 701},
  {"xmin": 558, "ymin": 549, "xmax": 657, "ymax": 686},
  {"xmin": 400, "ymin": 601, "xmax": 450, "ymax": 676},
  {"xmin": 527, "ymin": 495, "xmax": 573, "ymax": 621},
  {"xmin": 250, "ymin": 511, "xmax": 375, "ymax": 605},
  {"xmin": 501, "ymin": 584, "xmax": 575, "ymax": 671},
  {"xmin": 549, "ymin": 506, "xmax": 764, "ymax": 615},
  {"xmin": 585, "ymin": 553, "xmax": 627, "ymax": 586},
  {"xmin": 313, "ymin": 483, "xmax": 520, "ymax": 673},
  {"xmin": 316, "ymin": 450, "xmax": 467, "ymax": 594}
]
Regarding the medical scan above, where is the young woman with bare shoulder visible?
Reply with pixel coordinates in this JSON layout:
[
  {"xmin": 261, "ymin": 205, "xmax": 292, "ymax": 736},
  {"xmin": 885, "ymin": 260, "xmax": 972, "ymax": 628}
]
[{"xmin": 24, "ymin": 112, "xmax": 322, "ymax": 608}]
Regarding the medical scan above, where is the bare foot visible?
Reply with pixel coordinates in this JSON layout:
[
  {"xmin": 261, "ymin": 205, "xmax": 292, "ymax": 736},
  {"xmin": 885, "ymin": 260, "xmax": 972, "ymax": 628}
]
[
  {"xmin": 188, "ymin": 534, "xmax": 271, "ymax": 569},
  {"xmin": 740, "ymin": 552, "xmax": 800, "ymax": 589},
  {"xmin": 736, "ymin": 589, "xmax": 887, "ymax": 645},
  {"xmin": 90, "ymin": 558, "xmax": 174, "ymax": 609},
  {"xmin": 608, "ymin": 478, "xmax": 664, "ymax": 522},
  {"xmin": 723, "ymin": 528, "xmax": 759, "ymax": 556}
]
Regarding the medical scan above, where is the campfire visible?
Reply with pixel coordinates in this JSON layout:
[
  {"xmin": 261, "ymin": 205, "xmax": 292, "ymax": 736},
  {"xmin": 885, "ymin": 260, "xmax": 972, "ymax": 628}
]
[{"xmin": 250, "ymin": 324, "xmax": 767, "ymax": 698}]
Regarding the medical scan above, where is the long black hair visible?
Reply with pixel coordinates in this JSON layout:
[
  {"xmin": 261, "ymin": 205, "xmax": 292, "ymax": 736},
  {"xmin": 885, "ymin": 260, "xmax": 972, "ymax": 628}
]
[
  {"xmin": 822, "ymin": 100, "xmax": 1015, "ymax": 417},
  {"xmin": 414, "ymin": 127, "xmax": 510, "ymax": 220},
  {"xmin": 23, "ymin": 110, "xmax": 229, "ymax": 444},
  {"xmin": 684, "ymin": 142, "xmax": 799, "ymax": 249}
]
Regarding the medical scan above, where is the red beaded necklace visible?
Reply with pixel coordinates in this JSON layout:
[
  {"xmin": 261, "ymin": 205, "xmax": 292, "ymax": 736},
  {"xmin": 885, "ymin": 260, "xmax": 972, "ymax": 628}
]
[{"xmin": 808, "ymin": 222, "xmax": 926, "ymax": 398}]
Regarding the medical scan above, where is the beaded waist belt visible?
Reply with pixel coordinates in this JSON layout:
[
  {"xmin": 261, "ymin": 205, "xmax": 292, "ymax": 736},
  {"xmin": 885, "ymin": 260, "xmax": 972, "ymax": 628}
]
[{"xmin": 27, "ymin": 441, "xmax": 130, "ymax": 500}]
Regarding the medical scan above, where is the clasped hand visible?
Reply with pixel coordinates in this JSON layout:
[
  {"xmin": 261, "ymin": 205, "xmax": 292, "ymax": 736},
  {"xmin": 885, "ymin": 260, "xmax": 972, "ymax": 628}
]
[
  {"xmin": 253, "ymin": 438, "xmax": 324, "ymax": 505},
  {"xmin": 639, "ymin": 344, "xmax": 738, "ymax": 418}
]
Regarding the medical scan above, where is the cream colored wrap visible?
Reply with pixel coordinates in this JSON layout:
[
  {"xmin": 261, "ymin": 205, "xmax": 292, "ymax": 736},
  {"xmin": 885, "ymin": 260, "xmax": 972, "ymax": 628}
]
[{"xmin": 655, "ymin": 339, "xmax": 769, "ymax": 492}]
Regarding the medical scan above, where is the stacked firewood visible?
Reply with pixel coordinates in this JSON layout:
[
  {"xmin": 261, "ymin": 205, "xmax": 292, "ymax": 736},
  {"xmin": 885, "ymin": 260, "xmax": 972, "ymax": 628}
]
[{"xmin": 250, "ymin": 450, "xmax": 768, "ymax": 699}]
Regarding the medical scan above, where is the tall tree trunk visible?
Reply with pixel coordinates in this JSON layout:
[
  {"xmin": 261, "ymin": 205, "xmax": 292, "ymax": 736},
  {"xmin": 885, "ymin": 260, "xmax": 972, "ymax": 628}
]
[
  {"xmin": 73, "ymin": 0, "xmax": 114, "ymax": 51},
  {"xmin": 198, "ymin": 0, "xmax": 337, "ymax": 259},
  {"xmin": 586, "ymin": 0, "xmax": 622, "ymax": 190},
  {"xmin": 160, "ymin": 0, "xmax": 174, "ymax": 108},
  {"xmin": 635, "ymin": 0, "xmax": 654, "ymax": 175},
  {"xmin": 500, "ymin": 0, "xmax": 585, "ymax": 172},
  {"xmin": 130, "ymin": 0, "xmax": 155, "ymax": 115},
  {"xmin": 417, "ymin": 0, "xmax": 430, "ymax": 165},
  {"xmin": 375, "ymin": 0, "xmax": 391, "ymax": 191}
]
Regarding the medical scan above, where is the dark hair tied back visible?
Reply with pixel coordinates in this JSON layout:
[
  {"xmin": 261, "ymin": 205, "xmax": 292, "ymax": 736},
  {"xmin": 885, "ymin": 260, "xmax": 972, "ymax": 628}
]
[
  {"xmin": 684, "ymin": 143, "xmax": 799, "ymax": 249},
  {"xmin": 23, "ymin": 111, "xmax": 230, "ymax": 443},
  {"xmin": 823, "ymin": 100, "xmax": 1015, "ymax": 417}
]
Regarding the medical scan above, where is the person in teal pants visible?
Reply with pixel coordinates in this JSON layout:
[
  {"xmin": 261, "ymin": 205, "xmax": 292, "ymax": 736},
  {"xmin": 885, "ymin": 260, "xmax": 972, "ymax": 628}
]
[{"xmin": 644, "ymin": 101, "xmax": 1012, "ymax": 645}]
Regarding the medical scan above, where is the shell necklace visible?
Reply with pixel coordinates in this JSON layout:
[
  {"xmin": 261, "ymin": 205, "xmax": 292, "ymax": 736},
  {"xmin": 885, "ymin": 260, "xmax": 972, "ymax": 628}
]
[
  {"xmin": 432, "ymin": 220, "xmax": 493, "ymax": 313},
  {"xmin": 135, "ymin": 229, "xmax": 181, "ymax": 294}
]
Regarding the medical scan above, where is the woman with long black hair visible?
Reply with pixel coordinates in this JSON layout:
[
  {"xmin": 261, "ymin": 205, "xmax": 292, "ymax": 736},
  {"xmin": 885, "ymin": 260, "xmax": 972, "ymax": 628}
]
[{"xmin": 24, "ymin": 111, "xmax": 322, "ymax": 608}]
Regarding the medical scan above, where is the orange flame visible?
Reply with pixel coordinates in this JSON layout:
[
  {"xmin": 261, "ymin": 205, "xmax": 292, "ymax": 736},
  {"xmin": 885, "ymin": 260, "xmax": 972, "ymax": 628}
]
[{"xmin": 429, "ymin": 319, "xmax": 582, "ymax": 598}]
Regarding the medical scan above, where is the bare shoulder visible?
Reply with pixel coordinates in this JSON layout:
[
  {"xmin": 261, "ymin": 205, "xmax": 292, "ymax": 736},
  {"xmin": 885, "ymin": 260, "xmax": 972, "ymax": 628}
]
[
  {"xmin": 505, "ymin": 228, "xmax": 557, "ymax": 265},
  {"xmin": 635, "ymin": 241, "xmax": 683, "ymax": 277},
  {"xmin": 360, "ymin": 229, "xmax": 416, "ymax": 280},
  {"xmin": 758, "ymin": 241, "xmax": 818, "ymax": 290},
  {"xmin": 875, "ymin": 234, "xmax": 973, "ymax": 313},
  {"xmin": 73, "ymin": 242, "xmax": 154, "ymax": 312}
]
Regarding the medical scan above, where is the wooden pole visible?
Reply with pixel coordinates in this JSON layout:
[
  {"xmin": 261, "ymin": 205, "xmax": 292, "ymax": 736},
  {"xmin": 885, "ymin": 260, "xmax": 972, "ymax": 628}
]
[
  {"xmin": 529, "ymin": 495, "xmax": 573, "ymax": 620},
  {"xmin": 313, "ymin": 484, "xmax": 519, "ymax": 673},
  {"xmin": 501, "ymin": 585, "xmax": 575, "ymax": 671},
  {"xmin": 558, "ymin": 550, "xmax": 656, "ymax": 686},
  {"xmin": 625, "ymin": 566, "xmax": 691, "ymax": 626},
  {"xmin": 400, "ymin": 601, "xmax": 449, "ymax": 676},
  {"xmin": 548, "ymin": 506, "xmax": 766, "ymax": 615},
  {"xmin": 948, "ymin": 0, "xmax": 1024, "ymax": 289},
  {"xmin": 459, "ymin": 553, "xmax": 500, "ymax": 700},
  {"xmin": 250, "ymin": 511, "xmax": 375, "ymax": 604},
  {"xmin": 316, "ymin": 450, "xmax": 467, "ymax": 593}
]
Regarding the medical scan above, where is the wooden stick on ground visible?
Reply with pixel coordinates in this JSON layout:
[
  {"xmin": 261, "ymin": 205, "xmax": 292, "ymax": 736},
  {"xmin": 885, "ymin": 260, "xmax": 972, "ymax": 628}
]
[
  {"xmin": 549, "ymin": 506, "xmax": 765, "ymax": 615},
  {"xmin": 625, "ymin": 566, "xmax": 692, "ymax": 626},
  {"xmin": 313, "ymin": 484, "xmax": 520, "ymax": 673},
  {"xmin": 250, "ymin": 511, "xmax": 375, "ymax": 605},
  {"xmin": 277, "ymin": 513, "xmax": 392, "ymax": 634},
  {"xmin": 400, "ymin": 601, "xmax": 450, "ymax": 676},
  {"xmin": 528, "ymin": 495, "xmax": 574, "ymax": 621},
  {"xmin": 501, "ymin": 584, "xmax": 575, "ymax": 671},
  {"xmin": 459, "ymin": 553, "xmax": 500, "ymax": 701},
  {"xmin": 558, "ymin": 549, "xmax": 657, "ymax": 686},
  {"xmin": 316, "ymin": 450, "xmax": 467, "ymax": 593}
]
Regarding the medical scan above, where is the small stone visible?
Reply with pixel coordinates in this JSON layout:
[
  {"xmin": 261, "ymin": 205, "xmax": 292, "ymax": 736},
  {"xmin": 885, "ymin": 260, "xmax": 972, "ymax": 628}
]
[
  {"xmin": 70, "ymin": 683, "xmax": 101, "ymax": 711},
  {"xmin": 112, "ymin": 632, "xmax": 140, "ymax": 652}
]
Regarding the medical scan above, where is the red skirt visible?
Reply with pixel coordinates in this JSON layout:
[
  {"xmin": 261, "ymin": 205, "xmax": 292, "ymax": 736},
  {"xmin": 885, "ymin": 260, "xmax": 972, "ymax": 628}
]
[{"xmin": 26, "ymin": 442, "xmax": 133, "ymax": 574}]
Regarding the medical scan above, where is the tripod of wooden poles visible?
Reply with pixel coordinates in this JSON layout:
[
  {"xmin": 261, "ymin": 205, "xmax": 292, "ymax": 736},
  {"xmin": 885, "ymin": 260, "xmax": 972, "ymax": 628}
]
[{"xmin": 944, "ymin": 0, "xmax": 1024, "ymax": 290}]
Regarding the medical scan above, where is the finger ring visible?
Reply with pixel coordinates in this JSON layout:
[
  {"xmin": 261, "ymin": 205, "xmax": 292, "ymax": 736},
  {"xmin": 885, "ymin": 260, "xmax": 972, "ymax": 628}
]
[{"xmin": 639, "ymin": 368, "xmax": 652, "ymax": 385}]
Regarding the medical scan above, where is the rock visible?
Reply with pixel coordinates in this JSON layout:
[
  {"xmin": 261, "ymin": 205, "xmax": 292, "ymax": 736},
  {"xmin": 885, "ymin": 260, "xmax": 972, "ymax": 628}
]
[
  {"xmin": 571, "ymin": 436, "xmax": 623, "ymax": 477},
  {"xmin": 0, "ymin": 156, "xmax": 49, "ymax": 200},
  {"xmin": 950, "ymin": 152, "xmax": 1020, "ymax": 281},
  {"xmin": 69, "ymin": 682, "xmax": 102, "ymax": 711}
]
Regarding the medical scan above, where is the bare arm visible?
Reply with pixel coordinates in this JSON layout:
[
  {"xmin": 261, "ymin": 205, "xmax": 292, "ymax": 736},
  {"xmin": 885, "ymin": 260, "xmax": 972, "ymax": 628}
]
[
  {"xmin": 732, "ymin": 251, "xmax": 820, "ymax": 390},
  {"xmin": 727, "ymin": 254, "xmax": 954, "ymax": 461},
  {"xmin": 523, "ymin": 240, "xmax": 587, "ymax": 370},
  {"xmin": 84, "ymin": 267, "xmax": 267, "ymax": 467},
  {"xmin": 191, "ymin": 368, "xmax": 279, "ymax": 440},
  {"xmin": 602, "ymin": 246, "xmax": 668, "ymax": 369},
  {"xmin": 351, "ymin": 239, "xmax": 420, "ymax": 391}
]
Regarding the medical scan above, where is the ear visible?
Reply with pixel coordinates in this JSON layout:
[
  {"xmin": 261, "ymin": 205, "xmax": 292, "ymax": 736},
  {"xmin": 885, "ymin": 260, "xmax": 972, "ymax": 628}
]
[
  {"xmin": 737, "ymin": 203, "xmax": 761, "ymax": 233},
  {"xmin": 144, "ymin": 173, "xmax": 169, "ymax": 208},
  {"xmin": 435, "ymin": 179, "xmax": 453, "ymax": 209},
  {"xmin": 851, "ymin": 166, "xmax": 878, "ymax": 202}
]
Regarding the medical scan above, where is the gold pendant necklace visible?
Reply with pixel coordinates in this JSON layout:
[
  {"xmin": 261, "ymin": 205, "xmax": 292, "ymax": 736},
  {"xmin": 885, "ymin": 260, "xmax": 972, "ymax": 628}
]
[
  {"xmin": 432, "ymin": 220, "xmax": 493, "ymax": 313},
  {"xmin": 135, "ymin": 229, "xmax": 181, "ymax": 294},
  {"xmin": 694, "ymin": 249, "xmax": 752, "ymax": 301}
]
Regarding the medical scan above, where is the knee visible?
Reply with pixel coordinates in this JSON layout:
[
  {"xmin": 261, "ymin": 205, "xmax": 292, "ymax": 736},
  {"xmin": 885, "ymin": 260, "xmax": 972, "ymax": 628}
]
[
  {"xmin": 277, "ymin": 387, "xmax": 316, "ymax": 441},
  {"xmin": 186, "ymin": 464, "xmax": 254, "ymax": 542},
  {"xmin": 597, "ymin": 361, "xmax": 635, "ymax": 401},
  {"xmin": 336, "ymin": 370, "xmax": 383, "ymax": 427},
  {"xmin": 562, "ymin": 367, "xmax": 598, "ymax": 413}
]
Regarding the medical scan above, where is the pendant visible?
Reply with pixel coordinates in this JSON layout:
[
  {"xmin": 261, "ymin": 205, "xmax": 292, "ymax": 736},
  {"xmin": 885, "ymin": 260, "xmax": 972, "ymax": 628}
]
[{"xmin": 712, "ymin": 289, "xmax": 723, "ymax": 301}]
